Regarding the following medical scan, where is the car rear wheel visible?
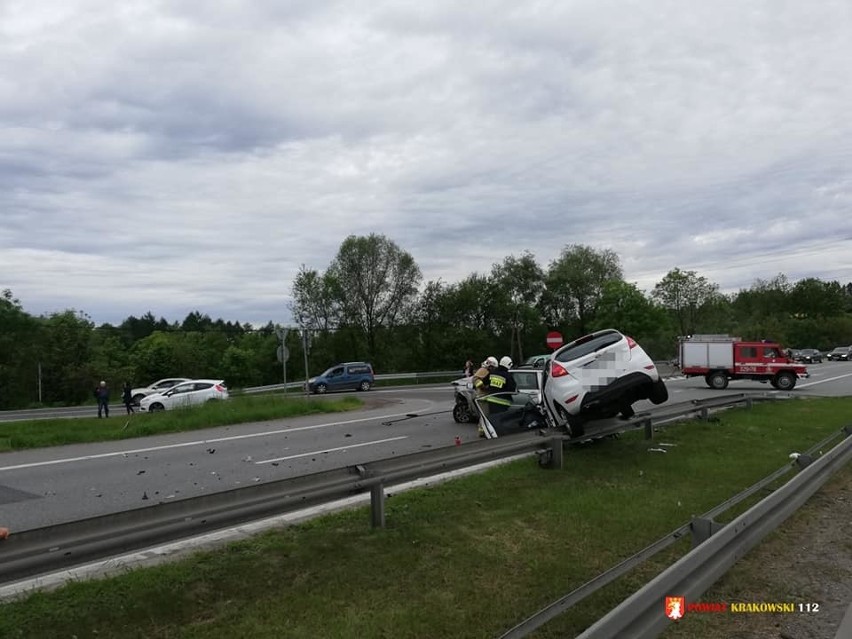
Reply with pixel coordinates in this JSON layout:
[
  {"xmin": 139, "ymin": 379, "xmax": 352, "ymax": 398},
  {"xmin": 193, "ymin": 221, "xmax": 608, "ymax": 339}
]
[
  {"xmin": 315, "ymin": 383, "xmax": 328, "ymax": 394},
  {"xmin": 359, "ymin": 380, "xmax": 372, "ymax": 392},
  {"xmin": 774, "ymin": 372, "xmax": 796, "ymax": 391},
  {"xmin": 648, "ymin": 379, "xmax": 669, "ymax": 404},
  {"xmin": 706, "ymin": 371, "xmax": 729, "ymax": 390}
]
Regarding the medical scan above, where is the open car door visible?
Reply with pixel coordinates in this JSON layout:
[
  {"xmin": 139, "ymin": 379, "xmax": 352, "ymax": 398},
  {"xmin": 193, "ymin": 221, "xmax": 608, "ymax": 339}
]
[{"xmin": 473, "ymin": 370, "xmax": 554, "ymax": 439}]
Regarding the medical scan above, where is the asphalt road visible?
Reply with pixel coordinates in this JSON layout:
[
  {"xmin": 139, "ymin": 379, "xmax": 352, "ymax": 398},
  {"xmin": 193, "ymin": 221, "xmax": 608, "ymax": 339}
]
[{"xmin": 1, "ymin": 364, "xmax": 851, "ymax": 532}]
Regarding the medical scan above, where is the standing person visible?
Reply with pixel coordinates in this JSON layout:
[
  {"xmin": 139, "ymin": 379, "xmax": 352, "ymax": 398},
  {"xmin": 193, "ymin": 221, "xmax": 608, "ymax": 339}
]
[
  {"xmin": 122, "ymin": 382, "xmax": 135, "ymax": 415},
  {"xmin": 463, "ymin": 358, "xmax": 475, "ymax": 378},
  {"xmin": 94, "ymin": 380, "xmax": 110, "ymax": 418}
]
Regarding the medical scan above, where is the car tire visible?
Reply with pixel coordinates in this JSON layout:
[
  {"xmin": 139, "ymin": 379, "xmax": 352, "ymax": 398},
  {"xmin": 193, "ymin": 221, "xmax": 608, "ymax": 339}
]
[
  {"xmin": 706, "ymin": 371, "xmax": 729, "ymax": 390},
  {"xmin": 315, "ymin": 383, "xmax": 328, "ymax": 394},
  {"xmin": 132, "ymin": 394, "xmax": 146, "ymax": 405},
  {"xmin": 648, "ymin": 379, "xmax": 669, "ymax": 404},
  {"xmin": 148, "ymin": 403, "xmax": 164, "ymax": 412},
  {"xmin": 359, "ymin": 380, "xmax": 372, "ymax": 392},
  {"xmin": 774, "ymin": 372, "xmax": 796, "ymax": 391},
  {"xmin": 453, "ymin": 401, "xmax": 472, "ymax": 424}
]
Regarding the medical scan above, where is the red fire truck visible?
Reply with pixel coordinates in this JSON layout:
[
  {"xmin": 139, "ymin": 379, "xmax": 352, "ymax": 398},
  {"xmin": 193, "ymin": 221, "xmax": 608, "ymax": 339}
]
[{"xmin": 679, "ymin": 335, "xmax": 809, "ymax": 391}]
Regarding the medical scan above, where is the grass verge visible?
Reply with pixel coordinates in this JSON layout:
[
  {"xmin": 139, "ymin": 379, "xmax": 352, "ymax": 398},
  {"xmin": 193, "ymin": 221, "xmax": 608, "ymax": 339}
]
[
  {"xmin": 1, "ymin": 397, "xmax": 850, "ymax": 638},
  {"xmin": 0, "ymin": 395, "xmax": 363, "ymax": 451}
]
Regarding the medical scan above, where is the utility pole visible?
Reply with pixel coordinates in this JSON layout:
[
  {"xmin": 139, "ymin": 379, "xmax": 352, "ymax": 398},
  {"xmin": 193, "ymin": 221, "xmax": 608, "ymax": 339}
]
[
  {"xmin": 302, "ymin": 328, "xmax": 311, "ymax": 396},
  {"xmin": 276, "ymin": 327, "xmax": 290, "ymax": 394}
]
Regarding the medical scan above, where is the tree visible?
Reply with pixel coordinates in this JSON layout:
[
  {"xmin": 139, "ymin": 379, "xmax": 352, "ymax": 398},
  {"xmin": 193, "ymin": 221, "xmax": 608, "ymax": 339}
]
[
  {"xmin": 289, "ymin": 265, "xmax": 341, "ymax": 332},
  {"xmin": 38, "ymin": 310, "xmax": 95, "ymax": 404},
  {"xmin": 543, "ymin": 245, "xmax": 622, "ymax": 335},
  {"xmin": 328, "ymin": 234, "xmax": 422, "ymax": 364},
  {"xmin": 490, "ymin": 252, "xmax": 544, "ymax": 361},
  {"xmin": 0, "ymin": 290, "xmax": 40, "ymax": 408},
  {"xmin": 652, "ymin": 268, "xmax": 720, "ymax": 337},
  {"xmin": 789, "ymin": 278, "xmax": 846, "ymax": 318}
]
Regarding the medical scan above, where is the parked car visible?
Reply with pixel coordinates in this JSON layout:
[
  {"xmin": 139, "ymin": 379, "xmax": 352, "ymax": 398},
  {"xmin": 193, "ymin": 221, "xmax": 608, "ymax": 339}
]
[
  {"xmin": 540, "ymin": 329, "xmax": 668, "ymax": 437},
  {"xmin": 139, "ymin": 379, "xmax": 229, "ymax": 412},
  {"xmin": 130, "ymin": 378, "xmax": 192, "ymax": 405},
  {"xmin": 826, "ymin": 346, "xmax": 852, "ymax": 361},
  {"xmin": 794, "ymin": 349, "xmax": 822, "ymax": 364},
  {"xmin": 306, "ymin": 362, "xmax": 374, "ymax": 394}
]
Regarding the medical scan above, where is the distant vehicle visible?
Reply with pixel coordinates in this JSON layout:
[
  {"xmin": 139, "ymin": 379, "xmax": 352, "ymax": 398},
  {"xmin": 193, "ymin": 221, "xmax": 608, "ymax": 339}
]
[
  {"xmin": 130, "ymin": 378, "xmax": 192, "ymax": 405},
  {"xmin": 306, "ymin": 362, "xmax": 374, "ymax": 394},
  {"xmin": 794, "ymin": 349, "xmax": 822, "ymax": 364},
  {"xmin": 139, "ymin": 379, "xmax": 229, "ymax": 412},
  {"xmin": 826, "ymin": 346, "xmax": 852, "ymax": 361},
  {"xmin": 679, "ymin": 335, "xmax": 808, "ymax": 390},
  {"xmin": 520, "ymin": 354, "xmax": 551, "ymax": 369}
]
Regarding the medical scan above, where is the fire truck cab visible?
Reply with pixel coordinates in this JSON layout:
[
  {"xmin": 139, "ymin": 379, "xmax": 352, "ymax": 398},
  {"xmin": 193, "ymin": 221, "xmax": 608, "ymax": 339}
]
[{"xmin": 679, "ymin": 335, "xmax": 809, "ymax": 391}]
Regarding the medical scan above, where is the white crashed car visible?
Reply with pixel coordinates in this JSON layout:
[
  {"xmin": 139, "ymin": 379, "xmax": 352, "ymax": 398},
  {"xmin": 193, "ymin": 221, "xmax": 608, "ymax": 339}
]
[
  {"xmin": 542, "ymin": 328, "xmax": 668, "ymax": 436},
  {"xmin": 139, "ymin": 379, "xmax": 229, "ymax": 412}
]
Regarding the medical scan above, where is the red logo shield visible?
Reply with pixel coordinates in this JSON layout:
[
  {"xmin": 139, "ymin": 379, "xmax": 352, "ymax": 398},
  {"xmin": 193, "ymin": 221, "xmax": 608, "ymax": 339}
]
[{"xmin": 665, "ymin": 596, "xmax": 686, "ymax": 621}]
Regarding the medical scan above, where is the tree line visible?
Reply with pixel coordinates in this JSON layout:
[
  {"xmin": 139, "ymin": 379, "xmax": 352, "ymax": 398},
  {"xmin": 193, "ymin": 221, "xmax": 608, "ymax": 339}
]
[{"xmin": 2, "ymin": 234, "xmax": 850, "ymax": 409}]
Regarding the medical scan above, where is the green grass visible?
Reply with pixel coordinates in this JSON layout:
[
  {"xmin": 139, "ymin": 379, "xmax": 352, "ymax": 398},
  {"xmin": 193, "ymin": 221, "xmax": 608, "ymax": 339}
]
[
  {"xmin": 1, "ymin": 397, "xmax": 850, "ymax": 638},
  {"xmin": 0, "ymin": 395, "xmax": 363, "ymax": 451}
]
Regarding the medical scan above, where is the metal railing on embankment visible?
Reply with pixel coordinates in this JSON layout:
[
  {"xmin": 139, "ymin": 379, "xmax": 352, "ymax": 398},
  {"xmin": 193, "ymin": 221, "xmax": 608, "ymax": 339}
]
[{"xmin": 498, "ymin": 424, "xmax": 852, "ymax": 639}]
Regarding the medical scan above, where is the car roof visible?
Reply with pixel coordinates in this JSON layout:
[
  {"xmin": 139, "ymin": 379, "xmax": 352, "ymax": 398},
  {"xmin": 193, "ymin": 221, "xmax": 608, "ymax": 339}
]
[{"xmin": 173, "ymin": 379, "xmax": 225, "ymax": 385}]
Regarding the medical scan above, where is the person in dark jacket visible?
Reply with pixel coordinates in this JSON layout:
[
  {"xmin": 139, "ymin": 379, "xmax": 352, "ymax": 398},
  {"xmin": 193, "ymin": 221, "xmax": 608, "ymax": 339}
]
[
  {"xmin": 122, "ymin": 382, "xmax": 135, "ymax": 415},
  {"xmin": 483, "ymin": 356, "xmax": 517, "ymax": 415},
  {"xmin": 94, "ymin": 381, "xmax": 110, "ymax": 418}
]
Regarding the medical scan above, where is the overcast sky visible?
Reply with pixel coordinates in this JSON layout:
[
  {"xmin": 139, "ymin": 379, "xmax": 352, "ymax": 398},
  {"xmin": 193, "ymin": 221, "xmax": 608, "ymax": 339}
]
[{"xmin": 2, "ymin": 0, "xmax": 851, "ymax": 327}]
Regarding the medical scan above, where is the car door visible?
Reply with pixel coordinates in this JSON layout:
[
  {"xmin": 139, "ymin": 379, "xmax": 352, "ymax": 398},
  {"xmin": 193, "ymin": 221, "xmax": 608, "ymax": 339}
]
[
  {"xmin": 326, "ymin": 366, "xmax": 345, "ymax": 391},
  {"xmin": 164, "ymin": 382, "xmax": 194, "ymax": 409}
]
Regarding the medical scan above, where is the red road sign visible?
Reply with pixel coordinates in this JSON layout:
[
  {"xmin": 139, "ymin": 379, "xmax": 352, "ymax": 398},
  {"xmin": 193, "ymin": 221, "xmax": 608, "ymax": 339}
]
[{"xmin": 546, "ymin": 331, "xmax": 563, "ymax": 350}]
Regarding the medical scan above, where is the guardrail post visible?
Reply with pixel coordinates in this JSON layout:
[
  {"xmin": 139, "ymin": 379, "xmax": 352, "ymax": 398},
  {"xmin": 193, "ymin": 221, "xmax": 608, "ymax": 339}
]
[
  {"xmin": 370, "ymin": 483, "xmax": 385, "ymax": 529},
  {"xmin": 690, "ymin": 516, "xmax": 723, "ymax": 548},
  {"xmin": 746, "ymin": 397, "xmax": 753, "ymax": 409},
  {"xmin": 699, "ymin": 407, "xmax": 709, "ymax": 420},
  {"xmin": 550, "ymin": 437, "xmax": 564, "ymax": 470},
  {"xmin": 643, "ymin": 419, "xmax": 653, "ymax": 440}
]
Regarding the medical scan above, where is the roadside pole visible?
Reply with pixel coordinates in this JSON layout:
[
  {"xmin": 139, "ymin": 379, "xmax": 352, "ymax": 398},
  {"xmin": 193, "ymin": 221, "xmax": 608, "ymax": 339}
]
[
  {"xmin": 276, "ymin": 328, "xmax": 290, "ymax": 395},
  {"xmin": 302, "ymin": 329, "xmax": 310, "ymax": 397}
]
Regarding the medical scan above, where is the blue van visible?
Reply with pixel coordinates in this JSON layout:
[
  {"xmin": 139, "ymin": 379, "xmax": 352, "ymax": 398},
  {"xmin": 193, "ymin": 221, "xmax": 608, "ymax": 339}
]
[{"xmin": 306, "ymin": 362, "xmax": 375, "ymax": 394}]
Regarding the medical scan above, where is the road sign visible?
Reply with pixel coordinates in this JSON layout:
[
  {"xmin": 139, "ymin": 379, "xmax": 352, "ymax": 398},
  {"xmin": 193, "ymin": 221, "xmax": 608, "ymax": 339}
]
[
  {"xmin": 546, "ymin": 331, "xmax": 563, "ymax": 350},
  {"xmin": 276, "ymin": 345, "xmax": 290, "ymax": 363}
]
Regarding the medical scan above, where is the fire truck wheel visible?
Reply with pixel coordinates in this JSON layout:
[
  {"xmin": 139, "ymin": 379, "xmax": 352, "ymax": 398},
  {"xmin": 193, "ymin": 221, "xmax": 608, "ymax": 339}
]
[
  {"xmin": 706, "ymin": 371, "xmax": 729, "ymax": 390},
  {"xmin": 774, "ymin": 372, "xmax": 796, "ymax": 391}
]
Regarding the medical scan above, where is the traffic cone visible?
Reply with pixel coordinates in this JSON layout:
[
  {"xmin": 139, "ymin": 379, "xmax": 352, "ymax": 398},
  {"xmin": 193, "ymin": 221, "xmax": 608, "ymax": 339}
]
[
  {"xmin": 0, "ymin": 527, "xmax": 10, "ymax": 540},
  {"xmin": 454, "ymin": 435, "xmax": 462, "ymax": 446}
]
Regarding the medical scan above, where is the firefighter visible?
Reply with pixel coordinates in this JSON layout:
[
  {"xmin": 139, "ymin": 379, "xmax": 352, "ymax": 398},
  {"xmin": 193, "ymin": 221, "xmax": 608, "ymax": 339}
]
[
  {"xmin": 473, "ymin": 356, "xmax": 498, "ymax": 397},
  {"xmin": 473, "ymin": 357, "xmax": 498, "ymax": 437},
  {"xmin": 480, "ymin": 356, "xmax": 518, "ymax": 436}
]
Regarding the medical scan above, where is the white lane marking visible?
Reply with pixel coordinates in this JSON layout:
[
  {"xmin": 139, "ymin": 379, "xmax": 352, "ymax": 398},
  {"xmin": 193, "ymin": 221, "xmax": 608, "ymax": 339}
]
[
  {"xmin": 256, "ymin": 436, "xmax": 409, "ymax": 464},
  {"xmin": 0, "ymin": 409, "xmax": 428, "ymax": 473},
  {"xmin": 797, "ymin": 371, "xmax": 852, "ymax": 388}
]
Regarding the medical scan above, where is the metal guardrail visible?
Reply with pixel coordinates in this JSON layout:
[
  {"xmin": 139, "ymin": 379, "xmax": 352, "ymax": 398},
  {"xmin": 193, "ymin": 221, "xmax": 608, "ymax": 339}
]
[
  {"xmin": 0, "ymin": 392, "xmax": 798, "ymax": 595},
  {"xmin": 498, "ymin": 425, "xmax": 852, "ymax": 639},
  {"xmin": 0, "ymin": 431, "xmax": 562, "ymax": 586}
]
